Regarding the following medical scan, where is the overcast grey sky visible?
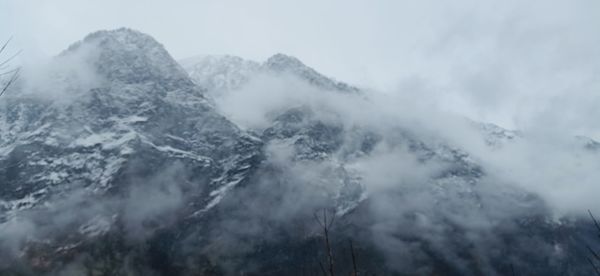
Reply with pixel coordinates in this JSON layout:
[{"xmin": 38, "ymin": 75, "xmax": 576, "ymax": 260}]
[{"xmin": 1, "ymin": 0, "xmax": 599, "ymax": 136}]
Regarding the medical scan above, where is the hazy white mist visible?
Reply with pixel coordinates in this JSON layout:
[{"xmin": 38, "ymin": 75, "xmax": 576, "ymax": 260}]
[{"xmin": 2, "ymin": 0, "xmax": 600, "ymax": 136}]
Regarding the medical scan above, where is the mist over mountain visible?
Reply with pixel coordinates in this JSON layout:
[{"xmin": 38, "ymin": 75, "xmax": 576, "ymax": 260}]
[{"xmin": 0, "ymin": 28, "xmax": 599, "ymax": 276}]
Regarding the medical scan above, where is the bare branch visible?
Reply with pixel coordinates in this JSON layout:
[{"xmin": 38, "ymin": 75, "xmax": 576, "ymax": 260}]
[
  {"xmin": 588, "ymin": 245, "xmax": 600, "ymax": 262},
  {"xmin": 0, "ymin": 68, "xmax": 20, "ymax": 77},
  {"xmin": 0, "ymin": 37, "xmax": 13, "ymax": 55},
  {"xmin": 587, "ymin": 210, "xmax": 600, "ymax": 275},
  {"xmin": 350, "ymin": 239, "xmax": 358, "ymax": 276},
  {"xmin": 0, "ymin": 49, "xmax": 22, "ymax": 69},
  {"xmin": 589, "ymin": 210, "xmax": 600, "ymax": 238},
  {"xmin": 314, "ymin": 211, "xmax": 325, "ymax": 229},
  {"xmin": 314, "ymin": 208, "xmax": 336, "ymax": 276},
  {"xmin": 0, "ymin": 68, "xmax": 19, "ymax": 97},
  {"xmin": 588, "ymin": 257, "xmax": 600, "ymax": 276},
  {"xmin": 318, "ymin": 261, "xmax": 327, "ymax": 276},
  {"xmin": 0, "ymin": 37, "xmax": 20, "ymax": 96},
  {"xmin": 328, "ymin": 210, "xmax": 336, "ymax": 229}
]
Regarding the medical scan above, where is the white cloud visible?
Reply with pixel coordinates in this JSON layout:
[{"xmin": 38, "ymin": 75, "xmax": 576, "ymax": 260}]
[{"xmin": 1, "ymin": 1, "xmax": 599, "ymax": 136}]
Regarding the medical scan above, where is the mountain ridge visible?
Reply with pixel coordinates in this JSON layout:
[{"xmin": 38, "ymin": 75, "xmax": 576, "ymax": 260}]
[
  {"xmin": 0, "ymin": 28, "xmax": 598, "ymax": 275},
  {"xmin": 180, "ymin": 52, "xmax": 360, "ymax": 94},
  {"xmin": 63, "ymin": 28, "xmax": 194, "ymax": 89}
]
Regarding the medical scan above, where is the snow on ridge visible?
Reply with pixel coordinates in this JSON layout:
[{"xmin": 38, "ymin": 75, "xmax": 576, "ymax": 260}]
[
  {"xmin": 180, "ymin": 53, "xmax": 359, "ymax": 93},
  {"xmin": 180, "ymin": 55, "xmax": 261, "ymax": 93},
  {"xmin": 61, "ymin": 27, "xmax": 193, "ymax": 88},
  {"xmin": 78, "ymin": 215, "xmax": 114, "ymax": 237}
]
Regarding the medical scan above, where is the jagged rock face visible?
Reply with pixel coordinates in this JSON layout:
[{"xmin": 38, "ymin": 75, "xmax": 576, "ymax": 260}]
[
  {"xmin": 180, "ymin": 55, "xmax": 261, "ymax": 93},
  {"xmin": 177, "ymin": 50, "xmax": 600, "ymax": 275},
  {"xmin": 263, "ymin": 54, "xmax": 359, "ymax": 93},
  {"xmin": 181, "ymin": 53, "xmax": 360, "ymax": 93},
  {"xmin": 0, "ymin": 29, "xmax": 262, "ymax": 251},
  {"xmin": 65, "ymin": 28, "xmax": 194, "ymax": 89},
  {"xmin": 0, "ymin": 28, "xmax": 598, "ymax": 276}
]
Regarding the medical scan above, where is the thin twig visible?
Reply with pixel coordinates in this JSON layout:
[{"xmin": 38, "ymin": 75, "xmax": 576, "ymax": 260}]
[
  {"xmin": 315, "ymin": 212, "xmax": 324, "ymax": 228},
  {"xmin": 589, "ymin": 210, "xmax": 600, "ymax": 237},
  {"xmin": 587, "ymin": 210, "xmax": 600, "ymax": 275},
  {"xmin": 588, "ymin": 245, "xmax": 600, "ymax": 262},
  {"xmin": 0, "ymin": 68, "xmax": 20, "ymax": 77},
  {"xmin": 1, "ymin": 37, "xmax": 20, "ymax": 96},
  {"xmin": 314, "ymin": 208, "xmax": 336, "ymax": 276},
  {"xmin": 328, "ymin": 209, "xmax": 336, "ymax": 229},
  {"xmin": 0, "ymin": 68, "xmax": 19, "ymax": 97},
  {"xmin": 319, "ymin": 261, "xmax": 327, "ymax": 276},
  {"xmin": 0, "ymin": 49, "xmax": 22, "ymax": 68},
  {"xmin": 0, "ymin": 37, "xmax": 13, "ymax": 55},
  {"xmin": 587, "ymin": 257, "xmax": 600, "ymax": 276},
  {"xmin": 350, "ymin": 239, "xmax": 358, "ymax": 276}
]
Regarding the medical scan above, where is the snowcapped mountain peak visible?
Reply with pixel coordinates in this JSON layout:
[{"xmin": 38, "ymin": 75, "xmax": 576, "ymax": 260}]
[
  {"xmin": 82, "ymin": 28, "xmax": 156, "ymax": 47},
  {"xmin": 180, "ymin": 55, "xmax": 260, "ymax": 92},
  {"xmin": 182, "ymin": 54, "xmax": 254, "ymax": 66},
  {"xmin": 62, "ymin": 28, "xmax": 192, "ymax": 89},
  {"xmin": 0, "ymin": 30, "xmax": 265, "ymax": 268},
  {"xmin": 181, "ymin": 53, "xmax": 360, "ymax": 94},
  {"xmin": 65, "ymin": 28, "xmax": 165, "ymax": 58},
  {"xmin": 263, "ymin": 53, "xmax": 306, "ymax": 71},
  {"xmin": 262, "ymin": 53, "xmax": 359, "ymax": 93}
]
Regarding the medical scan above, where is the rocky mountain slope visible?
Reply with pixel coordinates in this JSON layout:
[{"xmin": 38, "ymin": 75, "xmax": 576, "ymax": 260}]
[
  {"xmin": 180, "ymin": 53, "xmax": 359, "ymax": 95},
  {"xmin": 0, "ymin": 28, "xmax": 597, "ymax": 275}
]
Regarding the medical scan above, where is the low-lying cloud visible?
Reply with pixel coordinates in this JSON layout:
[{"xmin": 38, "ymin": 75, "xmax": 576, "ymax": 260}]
[
  {"xmin": 206, "ymin": 68, "xmax": 599, "ymax": 273},
  {"xmin": 0, "ymin": 17, "xmax": 599, "ymax": 272}
]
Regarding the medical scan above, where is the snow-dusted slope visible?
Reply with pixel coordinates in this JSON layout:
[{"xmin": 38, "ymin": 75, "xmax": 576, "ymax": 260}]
[
  {"xmin": 65, "ymin": 28, "xmax": 194, "ymax": 89},
  {"xmin": 0, "ymin": 28, "xmax": 597, "ymax": 276},
  {"xmin": 176, "ymin": 48, "xmax": 600, "ymax": 275},
  {"xmin": 0, "ymin": 28, "xmax": 261, "ymax": 231},
  {"xmin": 180, "ymin": 55, "xmax": 260, "ymax": 93},
  {"xmin": 180, "ymin": 53, "xmax": 359, "ymax": 94}
]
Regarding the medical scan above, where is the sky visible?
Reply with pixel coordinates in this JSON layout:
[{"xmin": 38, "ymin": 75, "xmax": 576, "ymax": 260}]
[{"xmin": 1, "ymin": 0, "xmax": 599, "ymax": 136}]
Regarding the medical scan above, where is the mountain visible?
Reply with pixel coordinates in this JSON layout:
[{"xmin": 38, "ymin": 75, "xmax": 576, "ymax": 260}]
[
  {"xmin": 0, "ymin": 28, "xmax": 263, "ymax": 272},
  {"xmin": 64, "ymin": 28, "xmax": 194, "ymax": 89},
  {"xmin": 0, "ymin": 28, "xmax": 597, "ymax": 275},
  {"xmin": 262, "ymin": 54, "xmax": 360, "ymax": 93},
  {"xmin": 180, "ymin": 55, "xmax": 260, "ymax": 93},
  {"xmin": 180, "ymin": 53, "xmax": 359, "ymax": 94}
]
